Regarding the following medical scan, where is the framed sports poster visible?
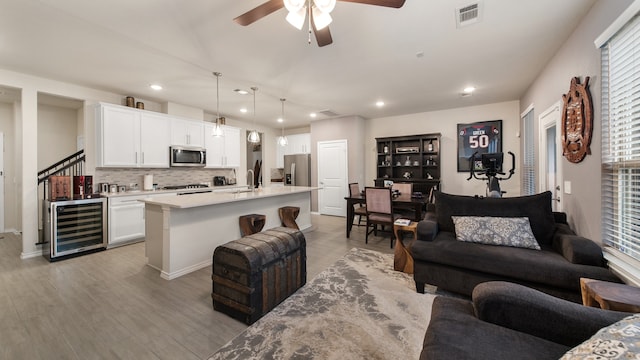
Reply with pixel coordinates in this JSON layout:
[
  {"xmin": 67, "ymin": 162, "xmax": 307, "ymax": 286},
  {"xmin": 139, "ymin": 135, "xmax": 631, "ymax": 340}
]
[{"xmin": 457, "ymin": 120, "xmax": 502, "ymax": 172}]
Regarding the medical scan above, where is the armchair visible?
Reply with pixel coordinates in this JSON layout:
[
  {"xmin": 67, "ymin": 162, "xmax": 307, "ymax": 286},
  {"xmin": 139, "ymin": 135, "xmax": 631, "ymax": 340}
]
[{"xmin": 421, "ymin": 281, "xmax": 633, "ymax": 360}]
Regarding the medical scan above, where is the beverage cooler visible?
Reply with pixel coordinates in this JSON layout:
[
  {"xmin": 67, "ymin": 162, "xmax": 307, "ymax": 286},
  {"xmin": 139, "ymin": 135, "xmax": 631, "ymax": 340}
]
[{"xmin": 43, "ymin": 197, "xmax": 107, "ymax": 261}]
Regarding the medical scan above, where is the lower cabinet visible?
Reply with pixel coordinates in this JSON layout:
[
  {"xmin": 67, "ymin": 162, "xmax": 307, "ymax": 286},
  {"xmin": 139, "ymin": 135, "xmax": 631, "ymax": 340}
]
[{"xmin": 108, "ymin": 193, "xmax": 176, "ymax": 247}]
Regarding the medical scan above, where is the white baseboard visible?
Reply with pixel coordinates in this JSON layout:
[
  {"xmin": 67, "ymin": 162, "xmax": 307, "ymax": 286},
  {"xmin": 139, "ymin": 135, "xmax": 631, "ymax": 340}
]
[
  {"xmin": 21, "ymin": 249, "xmax": 42, "ymax": 259},
  {"xmin": 159, "ymin": 259, "xmax": 212, "ymax": 280}
]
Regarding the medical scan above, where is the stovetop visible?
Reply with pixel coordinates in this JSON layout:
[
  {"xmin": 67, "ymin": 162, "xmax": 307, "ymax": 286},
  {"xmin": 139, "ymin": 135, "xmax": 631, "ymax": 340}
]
[{"xmin": 162, "ymin": 184, "xmax": 209, "ymax": 190}]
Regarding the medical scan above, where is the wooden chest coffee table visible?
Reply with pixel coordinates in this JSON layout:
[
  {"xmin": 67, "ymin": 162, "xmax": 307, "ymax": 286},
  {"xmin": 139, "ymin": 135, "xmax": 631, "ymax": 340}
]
[{"xmin": 580, "ymin": 277, "xmax": 640, "ymax": 312}]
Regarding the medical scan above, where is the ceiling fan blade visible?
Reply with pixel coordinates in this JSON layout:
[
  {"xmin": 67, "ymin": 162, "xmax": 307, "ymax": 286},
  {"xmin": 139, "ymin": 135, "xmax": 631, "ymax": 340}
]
[
  {"xmin": 337, "ymin": 0, "xmax": 406, "ymax": 8},
  {"xmin": 234, "ymin": 0, "xmax": 284, "ymax": 26},
  {"xmin": 311, "ymin": 17, "xmax": 333, "ymax": 47}
]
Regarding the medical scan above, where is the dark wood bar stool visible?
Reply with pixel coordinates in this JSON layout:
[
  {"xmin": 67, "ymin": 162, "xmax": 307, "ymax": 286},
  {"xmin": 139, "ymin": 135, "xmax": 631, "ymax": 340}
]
[
  {"xmin": 239, "ymin": 214, "xmax": 266, "ymax": 236},
  {"xmin": 278, "ymin": 206, "xmax": 300, "ymax": 230}
]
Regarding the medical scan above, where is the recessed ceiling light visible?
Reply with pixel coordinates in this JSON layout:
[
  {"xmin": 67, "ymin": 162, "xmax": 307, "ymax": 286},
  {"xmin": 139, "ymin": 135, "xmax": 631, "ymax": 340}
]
[
  {"xmin": 240, "ymin": 108, "xmax": 248, "ymax": 113},
  {"xmin": 277, "ymin": 117, "xmax": 284, "ymax": 123},
  {"xmin": 149, "ymin": 84, "xmax": 163, "ymax": 91},
  {"xmin": 463, "ymin": 86, "xmax": 476, "ymax": 94},
  {"xmin": 376, "ymin": 101, "xmax": 385, "ymax": 107},
  {"xmin": 234, "ymin": 89, "xmax": 249, "ymax": 95},
  {"xmin": 310, "ymin": 113, "xmax": 317, "ymax": 118}
]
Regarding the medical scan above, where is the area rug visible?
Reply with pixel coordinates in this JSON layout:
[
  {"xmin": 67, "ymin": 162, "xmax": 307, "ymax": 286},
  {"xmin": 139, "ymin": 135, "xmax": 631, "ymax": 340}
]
[{"xmin": 209, "ymin": 248, "xmax": 437, "ymax": 360}]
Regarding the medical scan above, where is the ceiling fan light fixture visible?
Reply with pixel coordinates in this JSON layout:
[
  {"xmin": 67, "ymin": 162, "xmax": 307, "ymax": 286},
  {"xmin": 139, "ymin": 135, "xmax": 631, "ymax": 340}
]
[
  {"xmin": 286, "ymin": 8, "xmax": 306, "ymax": 30},
  {"xmin": 313, "ymin": 0, "xmax": 336, "ymax": 13},
  {"xmin": 312, "ymin": 7, "xmax": 332, "ymax": 30},
  {"xmin": 284, "ymin": 0, "xmax": 306, "ymax": 13}
]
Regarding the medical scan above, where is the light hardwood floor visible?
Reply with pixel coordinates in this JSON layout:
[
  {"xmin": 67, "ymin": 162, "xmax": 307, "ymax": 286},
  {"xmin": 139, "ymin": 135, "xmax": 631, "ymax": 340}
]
[{"xmin": 0, "ymin": 214, "xmax": 395, "ymax": 360}]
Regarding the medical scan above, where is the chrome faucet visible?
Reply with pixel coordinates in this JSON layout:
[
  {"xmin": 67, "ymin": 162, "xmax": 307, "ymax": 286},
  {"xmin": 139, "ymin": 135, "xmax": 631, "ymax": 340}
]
[{"xmin": 247, "ymin": 169, "xmax": 255, "ymax": 192}]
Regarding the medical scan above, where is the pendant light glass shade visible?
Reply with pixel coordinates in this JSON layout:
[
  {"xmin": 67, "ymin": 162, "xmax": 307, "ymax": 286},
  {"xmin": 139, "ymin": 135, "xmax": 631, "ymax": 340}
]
[
  {"xmin": 212, "ymin": 72, "xmax": 224, "ymax": 137},
  {"xmin": 277, "ymin": 98, "xmax": 289, "ymax": 147},
  {"xmin": 247, "ymin": 87, "xmax": 261, "ymax": 143}
]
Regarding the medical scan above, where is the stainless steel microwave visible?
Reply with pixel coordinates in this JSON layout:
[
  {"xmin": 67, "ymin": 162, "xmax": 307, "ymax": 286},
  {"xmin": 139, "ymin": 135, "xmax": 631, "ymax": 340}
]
[{"xmin": 170, "ymin": 145, "xmax": 206, "ymax": 167}]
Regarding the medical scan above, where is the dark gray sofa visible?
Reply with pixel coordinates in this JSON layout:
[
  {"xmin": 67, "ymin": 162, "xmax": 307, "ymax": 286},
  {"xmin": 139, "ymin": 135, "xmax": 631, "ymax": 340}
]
[
  {"xmin": 413, "ymin": 191, "xmax": 620, "ymax": 302},
  {"xmin": 421, "ymin": 281, "xmax": 632, "ymax": 360}
]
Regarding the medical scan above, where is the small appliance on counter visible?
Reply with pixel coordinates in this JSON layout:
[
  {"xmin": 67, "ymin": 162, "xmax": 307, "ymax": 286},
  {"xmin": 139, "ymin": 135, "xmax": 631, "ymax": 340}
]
[{"xmin": 213, "ymin": 176, "xmax": 227, "ymax": 186}]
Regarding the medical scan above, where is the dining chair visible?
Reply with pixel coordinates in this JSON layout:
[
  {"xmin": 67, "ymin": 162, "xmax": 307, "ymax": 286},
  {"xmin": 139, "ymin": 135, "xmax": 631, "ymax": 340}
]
[
  {"xmin": 349, "ymin": 182, "xmax": 367, "ymax": 227},
  {"xmin": 392, "ymin": 182, "xmax": 416, "ymax": 219},
  {"xmin": 391, "ymin": 182, "xmax": 413, "ymax": 195},
  {"xmin": 365, "ymin": 187, "xmax": 397, "ymax": 248}
]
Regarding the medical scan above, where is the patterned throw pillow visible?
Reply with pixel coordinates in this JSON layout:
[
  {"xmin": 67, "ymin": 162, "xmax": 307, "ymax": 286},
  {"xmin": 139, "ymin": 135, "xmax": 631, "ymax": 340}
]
[
  {"xmin": 451, "ymin": 216, "xmax": 541, "ymax": 250},
  {"xmin": 560, "ymin": 314, "xmax": 640, "ymax": 359}
]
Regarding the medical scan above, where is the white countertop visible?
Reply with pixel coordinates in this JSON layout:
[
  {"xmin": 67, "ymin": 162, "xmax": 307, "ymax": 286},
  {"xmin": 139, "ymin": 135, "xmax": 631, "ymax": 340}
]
[{"xmin": 140, "ymin": 186, "xmax": 317, "ymax": 209}]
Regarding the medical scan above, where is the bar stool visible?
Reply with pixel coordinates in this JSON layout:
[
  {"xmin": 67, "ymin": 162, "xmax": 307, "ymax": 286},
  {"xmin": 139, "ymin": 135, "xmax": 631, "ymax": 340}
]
[
  {"xmin": 239, "ymin": 214, "xmax": 266, "ymax": 236},
  {"xmin": 278, "ymin": 206, "xmax": 300, "ymax": 230}
]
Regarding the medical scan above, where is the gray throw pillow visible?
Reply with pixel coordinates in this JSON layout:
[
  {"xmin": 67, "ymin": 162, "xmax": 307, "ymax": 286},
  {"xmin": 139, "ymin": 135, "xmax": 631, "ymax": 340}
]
[
  {"xmin": 560, "ymin": 314, "xmax": 640, "ymax": 359},
  {"xmin": 452, "ymin": 216, "xmax": 541, "ymax": 250}
]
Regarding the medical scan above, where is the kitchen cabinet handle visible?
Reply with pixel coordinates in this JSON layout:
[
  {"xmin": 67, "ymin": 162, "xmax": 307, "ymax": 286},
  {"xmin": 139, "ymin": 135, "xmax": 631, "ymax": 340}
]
[
  {"xmin": 135, "ymin": 152, "xmax": 138, "ymax": 164},
  {"xmin": 142, "ymin": 152, "xmax": 145, "ymax": 164}
]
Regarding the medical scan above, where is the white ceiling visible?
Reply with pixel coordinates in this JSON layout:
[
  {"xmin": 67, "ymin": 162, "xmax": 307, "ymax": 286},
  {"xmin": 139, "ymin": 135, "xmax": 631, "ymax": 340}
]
[{"xmin": 0, "ymin": 0, "xmax": 596, "ymax": 128}]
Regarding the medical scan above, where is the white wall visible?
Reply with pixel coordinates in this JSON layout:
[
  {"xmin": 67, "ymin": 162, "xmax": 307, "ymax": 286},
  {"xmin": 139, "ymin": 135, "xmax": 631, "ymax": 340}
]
[
  {"xmin": 520, "ymin": 0, "xmax": 633, "ymax": 241},
  {"xmin": 366, "ymin": 101, "xmax": 521, "ymax": 197},
  {"xmin": 37, "ymin": 104, "xmax": 78, "ymax": 169},
  {"xmin": 0, "ymin": 102, "xmax": 18, "ymax": 231}
]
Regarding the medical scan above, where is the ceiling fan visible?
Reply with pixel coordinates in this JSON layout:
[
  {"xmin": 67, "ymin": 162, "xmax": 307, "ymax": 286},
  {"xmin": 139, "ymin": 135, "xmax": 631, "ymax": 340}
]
[{"xmin": 234, "ymin": 0, "xmax": 406, "ymax": 47}]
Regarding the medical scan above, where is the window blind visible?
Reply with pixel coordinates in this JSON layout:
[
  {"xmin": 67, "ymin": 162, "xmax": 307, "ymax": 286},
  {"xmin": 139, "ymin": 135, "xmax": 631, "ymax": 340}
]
[
  {"xmin": 602, "ymin": 14, "xmax": 640, "ymax": 262},
  {"xmin": 522, "ymin": 109, "xmax": 536, "ymax": 195}
]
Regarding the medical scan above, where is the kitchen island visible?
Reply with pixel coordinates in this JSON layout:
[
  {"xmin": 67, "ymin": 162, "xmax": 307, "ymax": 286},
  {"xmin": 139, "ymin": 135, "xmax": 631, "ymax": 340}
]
[{"xmin": 141, "ymin": 186, "xmax": 316, "ymax": 280}]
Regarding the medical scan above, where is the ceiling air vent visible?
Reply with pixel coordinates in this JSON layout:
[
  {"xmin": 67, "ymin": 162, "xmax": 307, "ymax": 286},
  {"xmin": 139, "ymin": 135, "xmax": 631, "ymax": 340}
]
[
  {"xmin": 456, "ymin": 2, "xmax": 482, "ymax": 28},
  {"xmin": 318, "ymin": 109, "xmax": 339, "ymax": 118}
]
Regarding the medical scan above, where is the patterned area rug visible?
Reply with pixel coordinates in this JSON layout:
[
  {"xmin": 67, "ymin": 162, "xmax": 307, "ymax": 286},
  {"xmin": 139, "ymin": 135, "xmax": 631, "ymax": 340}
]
[{"xmin": 209, "ymin": 248, "xmax": 437, "ymax": 360}]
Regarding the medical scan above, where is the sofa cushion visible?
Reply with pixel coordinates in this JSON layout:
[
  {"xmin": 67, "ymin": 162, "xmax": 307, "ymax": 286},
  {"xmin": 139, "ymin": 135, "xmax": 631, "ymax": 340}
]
[
  {"xmin": 560, "ymin": 314, "xmax": 640, "ymax": 359},
  {"xmin": 411, "ymin": 232, "xmax": 619, "ymax": 291},
  {"xmin": 452, "ymin": 216, "xmax": 540, "ymax": 250},
  {"xmin": 434, "ymin": 191, "xmax": 556, "ymax": 246}
]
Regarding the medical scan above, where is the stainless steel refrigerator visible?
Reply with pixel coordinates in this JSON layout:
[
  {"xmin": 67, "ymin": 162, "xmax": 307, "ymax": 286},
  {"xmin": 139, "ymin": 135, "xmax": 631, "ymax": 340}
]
[{"xmin": 284, "ymin": 154, "xmax": 311, "ymax": 186}]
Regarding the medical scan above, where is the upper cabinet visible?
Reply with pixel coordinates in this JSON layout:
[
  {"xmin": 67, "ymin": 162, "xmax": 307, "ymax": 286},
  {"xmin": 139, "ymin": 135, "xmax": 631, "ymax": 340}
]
[
  {"xmin": 96, "ymin": 103, "xmax": 171, "ymax": 168},
  {"xmin": 286, "ymin": 133, "xmax": 311, "ymax": 154},
  {"xmin": 171, "ymin": 118, "xmax": 204, "ymax": 147},
  {"xmin": 204, "ymin": 124, "xmax": 241, "ymax": 168}
]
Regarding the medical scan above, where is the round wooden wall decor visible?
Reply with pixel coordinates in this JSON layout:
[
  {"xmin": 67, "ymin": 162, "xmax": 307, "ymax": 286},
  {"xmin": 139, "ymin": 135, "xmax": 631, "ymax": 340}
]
[{"xmin": 561, "ymin": 76, "xmax": 593, "ymax": 163}]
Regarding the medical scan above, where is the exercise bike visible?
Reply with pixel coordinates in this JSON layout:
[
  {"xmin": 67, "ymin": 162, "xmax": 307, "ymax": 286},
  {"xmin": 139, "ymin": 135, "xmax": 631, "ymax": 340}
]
[{"xmin": 467, "ymin": 151, "xmax": 515, "ymax": 198}]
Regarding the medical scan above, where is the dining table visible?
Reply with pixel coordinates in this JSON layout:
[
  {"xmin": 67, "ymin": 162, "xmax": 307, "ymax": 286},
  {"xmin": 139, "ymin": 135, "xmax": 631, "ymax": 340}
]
[{"xmin": 344, "ymin": 193, "xmax": 428, "ymax": 238}]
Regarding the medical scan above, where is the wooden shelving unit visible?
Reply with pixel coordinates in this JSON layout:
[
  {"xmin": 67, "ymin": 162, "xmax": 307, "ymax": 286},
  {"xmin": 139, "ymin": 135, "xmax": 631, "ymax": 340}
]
[{"xmin": 374, "ymin": 133, "xmax": 441, "ymax": 195}]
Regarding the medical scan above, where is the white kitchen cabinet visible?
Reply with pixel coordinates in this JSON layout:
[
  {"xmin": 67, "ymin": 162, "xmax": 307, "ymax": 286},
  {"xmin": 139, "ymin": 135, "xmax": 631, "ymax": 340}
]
[
  {"xmin": 108, "ymin": 196, "xmax": 145, "ymax": 246},
  {"xmin": 276, "ymin": 142, "xmax": 285, "ymax": 168},
  {"xmin": 108, "ymin": 192, "xmax": 176, "ymax": 247},
  {"xmin": 98, "ymin": 104, "xmax": 140, "ymax": 167},
  {"xmin": 171, "ymin": 118, "xmax": 204, "ymax": 147},
  {"xmin": 96, "ymin": 103, "xmax": 171, "ymax": 168},
  {"xmin": 204, "ymin": 124, "xmax": 241, "ymax": 168},
  {"xmin": 286, "ymin": 133, "xmax": 311, "ymax": 154},
  {"xmin": 140, "ymin": 113, "xmax": 171, "ymax": 167}
]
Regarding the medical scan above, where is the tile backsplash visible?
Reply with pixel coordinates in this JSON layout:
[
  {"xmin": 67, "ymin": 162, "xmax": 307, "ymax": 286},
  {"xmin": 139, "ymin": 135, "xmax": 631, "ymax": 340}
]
[{"xmin": 95, "ymin": 168, "xmax": 238, "ymax": 189}]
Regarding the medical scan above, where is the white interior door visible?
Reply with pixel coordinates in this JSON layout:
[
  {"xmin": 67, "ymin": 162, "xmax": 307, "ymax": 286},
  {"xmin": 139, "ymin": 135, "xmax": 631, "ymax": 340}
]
[
  {"xmin": 0, "ymin": 132, "xmax": 4, "ymax": 232},
  {"xmin": 317, "ymin": 140, "xmax": 348, "ymax": 216},
  {"xmin": 539, "ymin": 102, "xmax": 563, "ymax": 211}
]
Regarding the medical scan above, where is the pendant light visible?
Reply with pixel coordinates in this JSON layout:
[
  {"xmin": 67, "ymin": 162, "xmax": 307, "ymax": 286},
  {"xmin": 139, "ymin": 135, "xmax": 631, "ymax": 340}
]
[
  {"xmin": 277, "ymin": 98, "xmax": 289, "ymax": 147},
  {"xmin": 211, "ymin": 72, "xmax": 224, "ymax": 137},
  {"xmin": 247, "ymin": 87, "xmax": 260, "ymax": 143}
]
